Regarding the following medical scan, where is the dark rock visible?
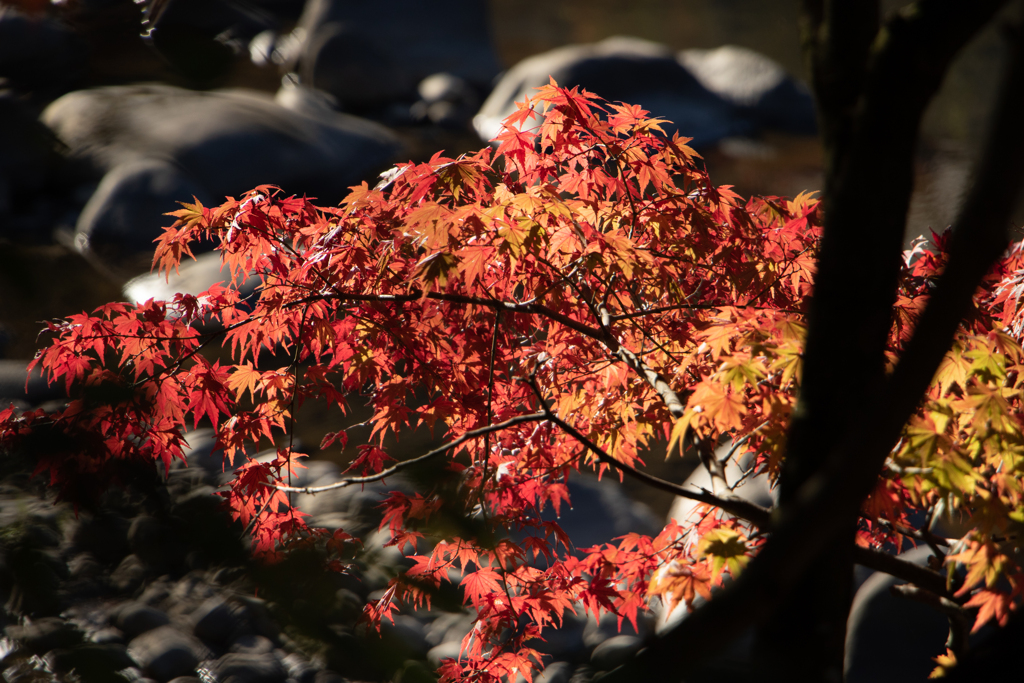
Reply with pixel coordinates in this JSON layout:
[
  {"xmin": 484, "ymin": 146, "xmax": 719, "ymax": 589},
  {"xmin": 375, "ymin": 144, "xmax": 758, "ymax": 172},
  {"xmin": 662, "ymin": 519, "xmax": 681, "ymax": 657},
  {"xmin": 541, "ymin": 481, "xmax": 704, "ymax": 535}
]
[
  {"xmin": 530, "ymin": 610, "xmax": 587, "ymax": 660},
  {"xmin": 111, "ymin": 554, "xmax": 152, "ymax": 594},
  {"xmin": 281, "ymin": 652, "xmax": 317, "ymax": 683},
  {"xmin": 313, "ymin": 672, "xmax": 347, "ymax": 683},
  {"xmin": 2, "ymin": 525, "xmax": 67, "ymax": 617},
  {"xmin": 75, "ymin": 158, "xmax": 213, "ymax": 256},
  {"xmin": 382, "ymin": 614, "xmax": 430, "ymax": 658},
  {"xmin": 66, "ymin": 551, "xmax": 104, "ymax": 579},
  {"xmin": 0, "ymin": 5, "xmax": 86, "ymax": 100},
  {"xmin": 192, "ymin": 597, "xmax": 250, "ymax": 644},
  {"xmin": 275, "ymin": 76, "xmax": 340, "ymax": 116},
  {"xmin": 589, "ymin": 634, "xmax": 642, "ymax": 671},
  {"xmin": 167, "ymin": 573, "xmax": 221, "ymax": 620},
  {"xmin": 581, "ymin": 610, "xmax": 649, "ymax": 649},
  {"xmin": 199, "ymin": 652, "xmax": 289, "ymax": 683},
  {"xmin": 64, "ymin": 512, "xmax": 131, "ymax": 565},
  {"xmin": 234, "ymin": 597, "xmax": 279, "ymax": 641},
  {"xmin": 0, "ymin": 359, "xmax": 63, "ymax": 409},
  {"xmin": 423, "ymin": 611, "xmax": 473, "ymax": 648},
  {"xmin": 141, "ymin": 0, "xmax": 277, "ymax": 84},
  {"xmin": 426, "ymin": 640, "xmax": 464, "ymax": 668},
  {"xmin": 44, "ymin": 642, "xmax": 135, "ymax": 679},
  {"xmin": 165, "ymin": 468, "xmax": 210, "ymax": 499},
  {"xmin": 0, "ymin": 94, "xmax": 68, "ymax": 241},
  {"xmin": 4, "ymin": 617, "xmax": 83, "ymax": 654},
  {"xmin": 297, "ymin": 470, "xmax": 401, "ymax": 537},
  {"xmin": 845, "ymin": 546, "xmax": 950, "ymax": 683},
  {"xmin": 298, "ymin": 21, "xmax": 408, "ymax": 108},
  {"xmin": 213, "ymin": 567, "xmax": 246, "ymax": 585},
  {"xmin": 290, "ymin": 0, "xmax": 501, "ymax": 110},
  {"xmin": 123, "ymin": 253, "xmax": 262, "ymax": 325},
  {"xmin": 90, "ymin": 627, "xmax": 126, "ymax": 645},
  {"xmin": 0, "ymin": 492, "xmax": 64, "ymax": 534},
  {"xmin": 475, "ymin": 36, "xmax": 744, "ymax": 149},
  {"xmin": 138, "ymin": 578, "xmax": 174, "ymax": 607},
  {"xmin": 128, "ymin": 625, "xmax": 210, "ymax": 682},
  {"xmin": 117, "ymin": 601, "xmax": 172, "ymax": 639},
  {"xmin": 568, "ymin": 664, "xmax": 596, "ymax": 683},
  {"xmin": 411, "ymin": 73, "xmax": 479, "ymax": 129},
  {"xmin": 541, "ymin": 473, "xmax": 661, "ymax": 550},
  {"xmin": 229, "ymin": 634, "xmax": 275, "ymax": 655},
  {"xmin": 172, "ymin": 429, "xmax": 231, "ymax": 476},
  {"xmin": 537, "ymin": 661, "xmax": 574, "ymax": 683},
  {"xmin": 128, "ymin": 515, "xmax": 169, "ymax": 567}
]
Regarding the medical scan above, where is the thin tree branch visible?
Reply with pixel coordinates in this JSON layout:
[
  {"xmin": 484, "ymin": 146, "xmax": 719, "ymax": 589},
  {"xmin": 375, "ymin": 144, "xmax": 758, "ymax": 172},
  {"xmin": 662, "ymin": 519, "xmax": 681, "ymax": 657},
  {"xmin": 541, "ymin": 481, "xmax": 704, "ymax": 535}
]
[
  {"xmin": 596, "ymin": 304, "xmax": 687, "ymax": 418},
  {"xmin": 854, "ymin": 547, "xmax": 958, "ymax": 600},
  {"xmin": 693, "ymin": 434, "xmax": 730, "ymax": 496},
  {"xmin": 298, "ymin": 289, "xmax": 607, "ymax": 341},
  {"xmin": 301, "ymin": 285, "xmax": 693, "ymax": 420},
  {"xmin": 523, "ymin": 363, "xmax": 957, "ymax": 600},
  {"xmin": 266, "ymin": 412, "xmax": 548, "ymax": 493},
  {"xmin": 541, "ymin": 410, "xmax": 772, "ymax": 527}
]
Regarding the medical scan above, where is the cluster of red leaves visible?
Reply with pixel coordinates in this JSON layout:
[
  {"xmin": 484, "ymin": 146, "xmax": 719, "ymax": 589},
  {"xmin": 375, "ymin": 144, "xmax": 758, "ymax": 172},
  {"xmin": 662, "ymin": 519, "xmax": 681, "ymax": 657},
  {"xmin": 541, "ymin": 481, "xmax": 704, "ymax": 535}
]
[{"xmin": 5, "ymin": 81, "xmax": 1024, "ymax": 681}]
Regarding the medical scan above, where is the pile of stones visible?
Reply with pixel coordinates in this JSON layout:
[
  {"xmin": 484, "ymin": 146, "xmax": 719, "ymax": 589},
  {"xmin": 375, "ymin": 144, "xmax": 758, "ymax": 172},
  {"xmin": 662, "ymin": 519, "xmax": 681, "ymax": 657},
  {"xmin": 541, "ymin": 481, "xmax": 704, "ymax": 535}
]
[{"xmin": 0, "ymin": 420, "xmax": 665, "ymax": 683}]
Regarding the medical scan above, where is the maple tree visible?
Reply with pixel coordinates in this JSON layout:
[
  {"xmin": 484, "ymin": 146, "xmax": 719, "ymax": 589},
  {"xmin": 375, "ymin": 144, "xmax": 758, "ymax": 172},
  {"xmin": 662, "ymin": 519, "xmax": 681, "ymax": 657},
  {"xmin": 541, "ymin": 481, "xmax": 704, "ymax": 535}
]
[{"xmin": 3, "ymin": 3, "xmax": 1024, "ymax": 682}]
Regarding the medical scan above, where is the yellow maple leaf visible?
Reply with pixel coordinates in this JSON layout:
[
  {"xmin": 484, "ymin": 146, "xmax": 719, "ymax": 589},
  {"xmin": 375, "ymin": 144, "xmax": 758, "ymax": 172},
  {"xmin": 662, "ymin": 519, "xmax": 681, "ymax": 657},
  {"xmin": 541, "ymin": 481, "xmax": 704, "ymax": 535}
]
[{"xmin": 227, "ymin": 364, "xmax": 262, "ymax": 403}]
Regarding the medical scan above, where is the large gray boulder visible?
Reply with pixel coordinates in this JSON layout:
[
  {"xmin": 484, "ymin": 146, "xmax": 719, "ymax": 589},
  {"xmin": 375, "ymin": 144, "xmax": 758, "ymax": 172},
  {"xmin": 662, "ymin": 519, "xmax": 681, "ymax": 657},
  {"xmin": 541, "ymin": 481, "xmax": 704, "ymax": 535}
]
[
  {"xmin": 41, "ymin": 84, "xmax": 403, "ymax": 259},
  {"xmin": 844, "ymin": 545, "xmax": 951, "ymax": 683},
  {"xmin": 474, "ymin": 36, "xmax": 744, "ymax": 148},
  {"xmin": 122, "ymin": 251, "xmax": 262, "ymax": 318},
  {"xmin": 288, "ymin": 0, "xmax": 502, "ymax": 110},
  {"xmin": 475, "ymin": 37, "xmax": 815, "ymax": 148},
  {"xmin": 74, "ymin": 157, "xmax": 213, "ymax": 256},
  {"xmin": 678, "ymin": 45, "xmax": 817, "ymax": 135}
]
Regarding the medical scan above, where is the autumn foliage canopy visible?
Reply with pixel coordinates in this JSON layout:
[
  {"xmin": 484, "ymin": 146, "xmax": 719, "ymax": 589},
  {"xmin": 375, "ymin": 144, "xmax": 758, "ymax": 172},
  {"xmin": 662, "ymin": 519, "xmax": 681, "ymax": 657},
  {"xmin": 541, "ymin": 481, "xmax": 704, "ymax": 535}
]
[{"xmin": 5, "ymin": 83, "xmax": 1024, "ymax": 680}]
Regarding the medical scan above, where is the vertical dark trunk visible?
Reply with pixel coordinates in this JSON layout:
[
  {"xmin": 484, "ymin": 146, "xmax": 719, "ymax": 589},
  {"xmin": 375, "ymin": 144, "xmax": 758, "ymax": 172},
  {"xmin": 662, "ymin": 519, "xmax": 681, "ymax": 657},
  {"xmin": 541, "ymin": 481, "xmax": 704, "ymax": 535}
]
[
  {"xmin": 752, "ymin": 2, "xmax": 1011, "ymax": 680},
  {"xmin": 599, "ymin": 4, "xmax": 1020, "ymax": 682}
]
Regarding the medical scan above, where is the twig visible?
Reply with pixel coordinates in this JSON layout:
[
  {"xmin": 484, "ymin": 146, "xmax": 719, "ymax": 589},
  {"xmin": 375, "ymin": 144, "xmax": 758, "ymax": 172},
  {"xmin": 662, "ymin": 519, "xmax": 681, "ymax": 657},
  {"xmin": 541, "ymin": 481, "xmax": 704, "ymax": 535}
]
[
  {"xmin": 523, "ymin": 373, "xmax": 771, "ymax": 526},
  {"xmin": 851, "ymin": 546, "xmax": 959, "ymax": 601},
  {"xmin": 478, "ymin": 309, "xmax": 503, "ymax": 509},
  {"xmin": 693, "ymin": 434, "xmax": 730, "ymax": 496},
  {"xmin": 266, "ymin": 412, "xmax": 548, "ymax": 494},
  {"xmin": 596, "ymin": 303, "xmax": 687, "ymax": 418},
  {"xmin": 297, "ymin": 283, "xmax": 691, "ymax": 420},
  {"xmin": 871, "ymin": 517, "xmax": 951, "ymax": 558}
]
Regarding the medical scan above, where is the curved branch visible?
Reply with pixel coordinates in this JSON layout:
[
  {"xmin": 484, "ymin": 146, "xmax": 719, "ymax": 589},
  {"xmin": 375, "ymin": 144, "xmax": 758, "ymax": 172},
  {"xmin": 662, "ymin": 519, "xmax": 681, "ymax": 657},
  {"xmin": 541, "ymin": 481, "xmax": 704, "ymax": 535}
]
[
  {"xmin": 852, "ymin": 546, "xmax": 957, "ymax": 600},
  {"xmin": 541, "ymin": 408, "xmax": 772, "ymax": 527},
  {"xmin": 266, "ymin": 412, "xmax": 548, "ymax": 493},
  {"xmin": 300, "ymin": 287, "xmax": 691, "ymax": 419}
]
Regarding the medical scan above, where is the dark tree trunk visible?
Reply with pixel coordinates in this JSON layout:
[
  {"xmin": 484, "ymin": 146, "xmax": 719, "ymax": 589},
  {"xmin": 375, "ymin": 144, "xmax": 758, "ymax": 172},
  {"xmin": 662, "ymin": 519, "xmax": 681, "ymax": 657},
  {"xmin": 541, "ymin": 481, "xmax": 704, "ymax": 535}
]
[{"xmin": 601, "ymin": 2, "xmax": 1024, "ymax": 681}]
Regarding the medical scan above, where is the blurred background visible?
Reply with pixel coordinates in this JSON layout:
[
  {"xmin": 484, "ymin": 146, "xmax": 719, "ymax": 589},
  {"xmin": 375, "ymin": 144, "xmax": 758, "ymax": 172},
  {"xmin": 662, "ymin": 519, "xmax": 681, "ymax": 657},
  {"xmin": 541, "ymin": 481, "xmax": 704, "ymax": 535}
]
[
  {"xmin": 0, "ymin": 5, "xmax": 1016, "ymax": 681},
  {"xmin": 0, "ymin": 0, "xmax": 1012, "ymax": 363},
  {"xmin": 2, "ymin": 0, "xmax": 1016, "ymax": 509}
]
